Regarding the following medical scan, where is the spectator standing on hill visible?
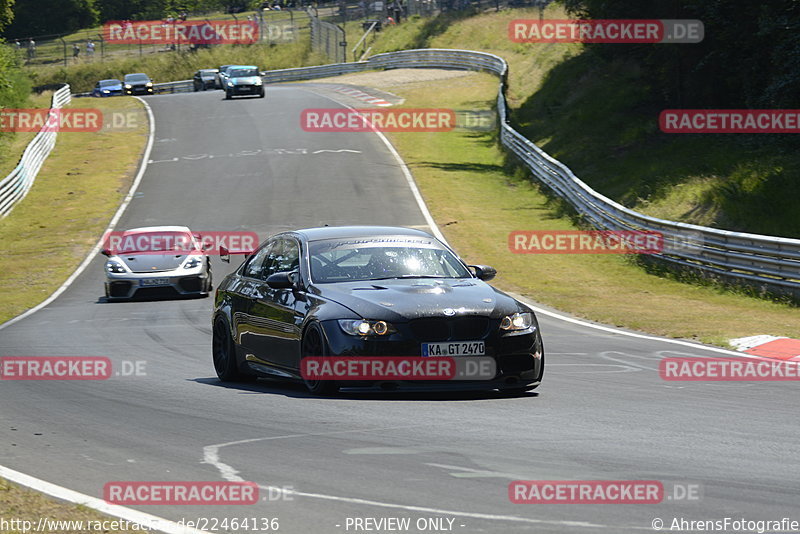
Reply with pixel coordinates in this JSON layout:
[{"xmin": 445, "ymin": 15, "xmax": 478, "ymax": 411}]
[
  {"xmin": 73, "ymin": 43, "xmax": 80, "ymax": 60},
  {"xmin": 389, "ymin": 0, "xmax": 402, "ymax": 23},
  {"xmin": 86, "ymin": 39, "xmax": 95, "ymax": 59},
  {"xmin": 27, "ymin": 39, "xmax": 36, "ymax": 59}
]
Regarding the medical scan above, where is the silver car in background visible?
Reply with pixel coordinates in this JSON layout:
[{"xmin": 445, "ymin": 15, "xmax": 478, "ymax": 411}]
[{"xmin": 102, "ymin": 226, "xmax": 212, "ymax": 300}]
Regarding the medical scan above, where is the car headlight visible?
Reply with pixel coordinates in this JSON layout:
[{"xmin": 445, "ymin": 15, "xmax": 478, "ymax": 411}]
[
  {"xmin": 146, "ymin": 81, "xmax": 153, "ymax": 87},
  {"xmin": 500, "ymin": 312, "xmax": 533, "ymax": 331},
  {"xmin": 254, "ymin": 78, "xmax": 263, "ymax": 85},
  {"xmin": 338, "ymin": 319, "xmax": 395, "ymax": 336},
  {"xmin": 227, "ymin": 81, "xmax": 234, "ymax": 87},
  {"xmin": 183, "ymin": 257, "xmax": 204, "ymax": 269},
  {"xmin": 124, "ymin": 84, "xmax": 132, "ymax": 89},
  {"xmin": 105, "ymin": 260, "xmax": 126, "ymax": 273},
  {"xmin": 102, "ymin": 90, "xmax": 110, "ymax": 93}
]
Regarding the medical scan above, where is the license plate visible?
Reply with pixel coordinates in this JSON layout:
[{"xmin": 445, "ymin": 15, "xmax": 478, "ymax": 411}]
[
  {"xmin": 139, "ymin": 278, "xmax": 170, "ymax": 287},
  {"xmin": 422, "ymin": 341, "xmax": 485, "ymax": 357}
]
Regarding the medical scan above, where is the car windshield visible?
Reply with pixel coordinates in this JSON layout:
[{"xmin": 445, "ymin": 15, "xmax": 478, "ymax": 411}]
[
  {"xmin": 229, "ymin": 68, "xmax": 258, "ymax": 78},
  {"xmin": 99, "ymin": 80, "xmax": 119, "ymax": 87},
  {"xmin": 200, "ymin": 71, "xmax": 216, "ymax": 77},
  {"xmin": 115, "ymin": 231, "xmax": 197, "ymax": 254},
  {"xmin": 125, "ymin": 74, "xmax": 149, "ymax": 82},
  {"xmin": 308, "ymin": 237, "xmax": 471, "ymax": 283}
]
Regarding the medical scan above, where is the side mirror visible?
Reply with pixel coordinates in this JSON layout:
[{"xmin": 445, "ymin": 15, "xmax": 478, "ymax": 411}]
[
  {"xmin": 101, "ymin": 248, "xmax": 111, "ymax": 257},
  {"xmin": 470, "ymin": 264, "xmax": 496, "ymax": 281},
  {"xmin": 220, "ymin": 246, "xmax": 230, "ymax": 263},
  {"xmin": 266, "ymin": 271, "xmax": 295, "ymax": 289}
]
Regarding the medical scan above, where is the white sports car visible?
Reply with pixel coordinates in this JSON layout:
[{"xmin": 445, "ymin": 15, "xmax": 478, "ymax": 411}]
[{"xmin": 101, "ymin": 226, "xmax": 212, "ymax": 300}]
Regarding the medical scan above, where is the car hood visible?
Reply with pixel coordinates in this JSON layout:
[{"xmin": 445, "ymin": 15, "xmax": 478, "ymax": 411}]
[
  {"xmin": 230, "ymin": 76, "xmax": 261, "ymax": 85},
  {"xmin": 127, "ymin": 80, "xmax": 150, "ymax": 85},
  {"xmin": 116, "ymin": 254, "xmax": 188, "ymax": 273},
  {"xmin": 317, "ymin": 278, "xmax": 522, "ymax": 321},
  {"xmin": 102, "ymin": 84, "xmax": 123, "ymax": 90}
]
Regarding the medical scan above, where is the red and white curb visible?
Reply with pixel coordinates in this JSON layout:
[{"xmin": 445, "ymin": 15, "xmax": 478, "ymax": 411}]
[
  {"xmin": 332, "ymin": 86, "xmax": 393, "ymax": 107},
  {"xmin": 729, "ymin": 335, "xmax": 800, "ymax": 361}
]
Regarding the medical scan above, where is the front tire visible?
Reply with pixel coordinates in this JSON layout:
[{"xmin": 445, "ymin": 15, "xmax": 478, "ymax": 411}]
[
  {"xmin": 301, "ymin": 324, "xmax": 337, "ymax": 395},
  {"xmin": 225, "ymin": 90, "xmax": 232, "ymax": 100},
  {"xmin": 213, "ymin": 317, "xmax": 253, "ymax": 382}
]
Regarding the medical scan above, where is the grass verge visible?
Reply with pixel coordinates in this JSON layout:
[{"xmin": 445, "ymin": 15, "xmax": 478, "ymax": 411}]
[
  {"xmin": 0, "ymin": 477, "xmax": 140, "ymax": 533},
  {"xmin": 0, "ymin": 95, "xmax": 148, "ymax": 324},
  {"xmin": 322, "ymin": 70, "xmax": 798, "ymax": 344}
]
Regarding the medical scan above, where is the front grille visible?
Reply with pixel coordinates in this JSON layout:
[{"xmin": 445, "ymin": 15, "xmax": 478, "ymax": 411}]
[{"xmin": 409, "ymin": 316, "xmax": 489, "ymax": 341}]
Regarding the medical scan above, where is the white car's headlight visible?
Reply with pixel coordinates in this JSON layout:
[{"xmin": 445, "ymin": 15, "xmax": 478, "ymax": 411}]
[
  {"xmin": 124, "ymin": 84, "xmax": 132, "ymax": 89},
  {"xmin": 106, "ymin": 260, "xmax": 126, "ymax": 273},
  {"xmin": 254, "ymin": 78, "xmax": 263, "ymax": 85},
  {"xmin": 183, "ymin": 257, "xmax": 204, "ymax": 269},
  {"xmin": 500, "ymin": 312, "xmax": 533, "ymax": 332},
  {"xmin": 227, "ymin": 81, "xmax": 234, "ymax": 87},
  {"xmin": 338, "ymin": 319, "xmax": 395, "ymax": 336}
]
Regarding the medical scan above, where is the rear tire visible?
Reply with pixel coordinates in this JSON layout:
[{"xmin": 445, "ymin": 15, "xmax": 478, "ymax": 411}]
[
  {"xmin": 213, "ymin": 317, "xmax": 253, "ymax": 382},
  {"xmin": 301, "ymin": 324, "xmax": 337, "ymax": 395}
]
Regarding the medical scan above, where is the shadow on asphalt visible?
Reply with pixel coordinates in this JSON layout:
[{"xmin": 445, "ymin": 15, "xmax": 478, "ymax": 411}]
[{"xmin": 190, "ymin": 377, "xmax": 539, "ymax": 402}]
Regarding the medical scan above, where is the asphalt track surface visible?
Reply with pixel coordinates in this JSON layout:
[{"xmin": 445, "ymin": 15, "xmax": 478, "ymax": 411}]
[{"xmin": 1, "ymin": 85, "xmax": 798, "ymax": 534}]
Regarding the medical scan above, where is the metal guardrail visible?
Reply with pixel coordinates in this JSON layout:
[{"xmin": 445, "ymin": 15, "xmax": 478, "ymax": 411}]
[
  {"xmin": 0, "ymin": 85, "xmax": 72, "ymax": 218},
  {"xmin": 60, "ymin": 49, "xmax": 799, "ymax": 296},
  {"xmin": 249, "ymin": 48, "xmax": 800, "ymax": 297}
]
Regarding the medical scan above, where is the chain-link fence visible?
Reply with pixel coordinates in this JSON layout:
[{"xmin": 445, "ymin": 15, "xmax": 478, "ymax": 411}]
[
  {"xmin": 5, "ymin": 10, "xmax": 308, "ymax": 69},
  {"xmin": 309, "ymin": 13, "xmax": 346, "ymax": 63}
]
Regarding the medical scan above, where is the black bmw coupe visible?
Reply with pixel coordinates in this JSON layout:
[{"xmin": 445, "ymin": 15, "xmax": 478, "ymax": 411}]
[{"xmin": 212, "ymin": 226, "xmax": 544, "ymax": 395}]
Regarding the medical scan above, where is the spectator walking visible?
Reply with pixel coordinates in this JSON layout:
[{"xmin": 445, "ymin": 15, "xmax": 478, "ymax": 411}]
[{"xmin": 389, "ymin": 0, "xmax": 402, "ymax": 23}]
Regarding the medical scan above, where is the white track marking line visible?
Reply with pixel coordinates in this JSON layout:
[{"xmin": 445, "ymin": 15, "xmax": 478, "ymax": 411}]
[
  {"xmin": 0, "ymin": 97, "xmax": 155, "ymax": 332},
  {"xmin": 203, "ymin": 432, "xmax": 650, "ymax": 531},
  {"xmin": 1, "ymin": 464, "xmax": 205, "ymax": 533},
  {"xmin": 299, "ymin": 87, "xmax": 447, "ymax": 245}
]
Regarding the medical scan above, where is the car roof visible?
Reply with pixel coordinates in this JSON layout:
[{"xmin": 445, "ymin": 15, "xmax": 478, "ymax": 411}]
[
  {"xmin": 229, "ymin": 65, "xmax": 258, "ymax": 70},
  {"xmin": 291, "ymin": 226, "xmax": 435, "ymax": 242},
  {"xmin": 121, "ymin": 225, "xmax": 192, "ymax": 235},
  {"xmin": 124, "ymin": 73, "xmax": 149, "ymax": 78},
  {"xmin": 198, "ymin": 68, "xmax": 218, "ymax": 73},
  {"xmin": 99, "ymin": 79, "xmax": 121, "ymax": 83}
]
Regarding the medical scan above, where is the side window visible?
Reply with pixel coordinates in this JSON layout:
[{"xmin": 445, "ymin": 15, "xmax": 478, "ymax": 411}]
[
  {"xmin": 262, "ymin": 238, "xmax": 300, "ymax": 279},
  {"xmin": 243, "ymin": 241, "xmax": 274, "ymax": 279}
]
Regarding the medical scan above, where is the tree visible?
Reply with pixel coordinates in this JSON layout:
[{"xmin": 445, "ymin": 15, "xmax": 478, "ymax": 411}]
[
  {"xmin": 5, "ymin": 0, "xmax": 98, "ymax": 37},
  {"xmin": 0, "ymin": 0, "xmax": 13, "ymax": 32}
]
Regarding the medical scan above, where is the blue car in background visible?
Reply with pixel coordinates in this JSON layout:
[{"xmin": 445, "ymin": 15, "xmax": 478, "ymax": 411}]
[{"xmin": 92, "ymin": 79, "xmax": 124, "ymax": 97}]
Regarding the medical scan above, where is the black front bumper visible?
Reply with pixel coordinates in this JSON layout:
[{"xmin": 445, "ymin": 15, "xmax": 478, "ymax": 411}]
[
  {"xmin": 125, "ymin": 85, "xmax": 153, "ymax": 95},
  {"xmin": 317, "ymin": 318, "xmax": 544, "ymax": 390}
]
